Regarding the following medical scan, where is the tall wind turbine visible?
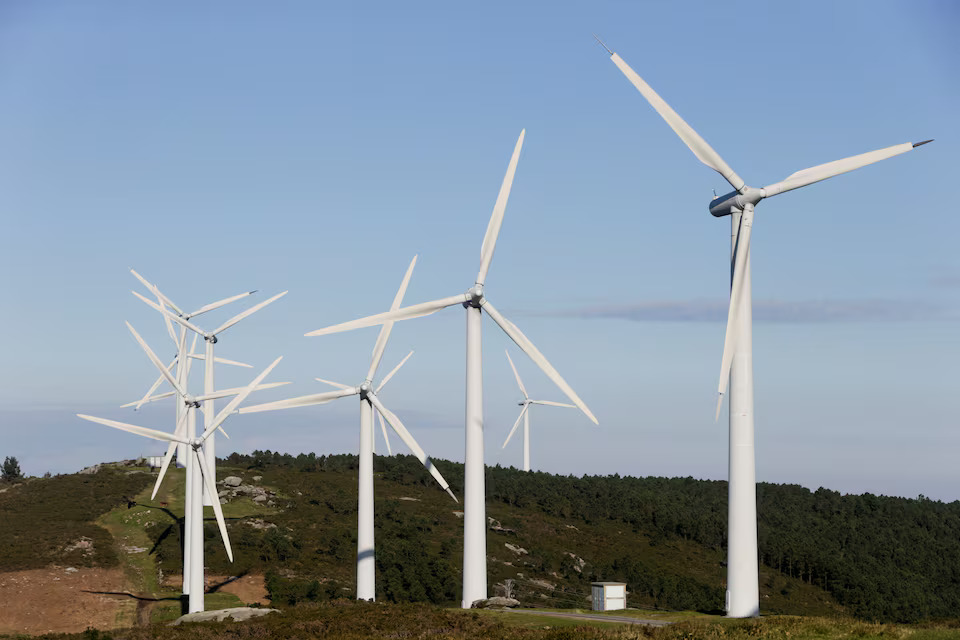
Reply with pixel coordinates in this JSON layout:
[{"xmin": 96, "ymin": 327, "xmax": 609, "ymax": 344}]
[
  {"xmin": 305, "ymin": 130, "xmax": 598, "ymax": 608},
  {"xmin": 240, "ymin": 256, "xmax": 457, "ymax": 601},
  {"xmin": 79, "ymin": 350, "xmax": 283, "ymax": 613},
  {"xmin": 131, "ymin": 281, "xmax": 287, "ymax": 495},
  {"xmin": 598, "ymin": 38, "xmax": 931, "ymax": 618},
  {"xmin": 501, "ymin": 350, "xmax": 576, "ymax": 472}
]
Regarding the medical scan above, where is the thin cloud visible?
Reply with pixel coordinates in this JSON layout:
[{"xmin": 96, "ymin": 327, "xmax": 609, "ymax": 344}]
[{"xmin": 551, "ymin": 298, "xmax": 952, "ymax": 323}]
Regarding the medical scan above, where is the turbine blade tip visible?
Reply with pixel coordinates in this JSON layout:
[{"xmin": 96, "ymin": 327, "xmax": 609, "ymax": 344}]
[
  {"xmin": 714, "ymin": 394, "xmax": 724, "ymax": 422},
  {"xmin": 913, "ymin": 139, "xmax": 934, "ymax": 148},
  {"xmin": 592, "ymin": 33, "xmax": 613, "ymax": 55},
  {"xmin": 446, "ymin": 487, "xmax": 459, "ymax": 503}
]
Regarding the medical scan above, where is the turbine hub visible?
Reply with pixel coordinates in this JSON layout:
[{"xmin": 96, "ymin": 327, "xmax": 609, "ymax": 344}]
[
  {"xmin": 206, "ymin": 335, "xmax": 218, "ymax": 344},
  {"xmin": 359, "ymin": 382, "xmax": 372, "ymax": 399},
  {"xmin": 465, "ymin": 285, "xmax": 484, "ymax": 308}
]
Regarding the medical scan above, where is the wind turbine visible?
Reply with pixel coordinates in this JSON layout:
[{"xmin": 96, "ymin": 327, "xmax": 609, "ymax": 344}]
[
  {"xmin": 597, "ymin": 38, "xmax": 931, "ymax": 618},
  {"xmin": 305, "ymin": 130, "xmax": 598, "ymax": 608},
  {"xmin": 501, "ymin": 350, "xmax": 576, "ymax": 472},
  {"xmin": 79, "ymin": 353, "xmax": 283, "ymax": 613},
  {"xmin": 129, "ymin": 269, "xmax": 260, "ymax": 467},
  {"xmin": 239, "ymin": 256, "xmax": 457, "ymax": 601},
  {"xmin": 130, "ymin": 278, "xmax": 287, "ymax": 495}
]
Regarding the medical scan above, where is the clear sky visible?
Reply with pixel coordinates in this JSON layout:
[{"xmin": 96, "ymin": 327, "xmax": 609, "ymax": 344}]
[{"xmin": 1, "ymin": 1, "xmax": 956, "ymax": 500}]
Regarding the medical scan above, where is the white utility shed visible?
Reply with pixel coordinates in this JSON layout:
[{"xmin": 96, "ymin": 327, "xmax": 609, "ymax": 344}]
[{"xmin": 591, "ymin": 582, "xmax": 627, "ymax": 611}]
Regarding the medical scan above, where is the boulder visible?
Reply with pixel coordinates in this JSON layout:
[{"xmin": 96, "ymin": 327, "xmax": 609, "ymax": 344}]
[
  {"xmin": 222, "ymin": 476, "xmax": 243, "ymax": 487},
  {"xmin": 170, "ymin": 607, "xmax": 280, "ymax": 625},
  {"xmin": 471, "ymin": 597, "xmax": 520, "ymax": 609}
]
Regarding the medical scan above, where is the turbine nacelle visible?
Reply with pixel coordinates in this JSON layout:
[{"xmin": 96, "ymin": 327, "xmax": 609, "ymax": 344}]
[
  {"xmin": 466, "ymin": 285, "xmax": 484, "ymax": 308},
  {"xmin": 709, "ymin": 188, "xmax": 764, "ymax": 217}
]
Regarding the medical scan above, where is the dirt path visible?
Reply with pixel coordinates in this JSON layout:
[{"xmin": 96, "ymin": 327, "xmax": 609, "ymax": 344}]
[{"xmin": 0, "ymin": 567, "xmax": 129, "ymax": 635}]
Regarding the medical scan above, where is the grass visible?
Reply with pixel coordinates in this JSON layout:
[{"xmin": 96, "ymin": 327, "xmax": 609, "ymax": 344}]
[{"xmin": 6, "ymin": 601, "xmax": 960, "ymax": 640}]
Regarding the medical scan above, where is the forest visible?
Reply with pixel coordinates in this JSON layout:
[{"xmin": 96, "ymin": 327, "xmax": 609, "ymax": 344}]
[{"xmin": 2, "ymin": 451, "xmax": 958, "ymax": 623}]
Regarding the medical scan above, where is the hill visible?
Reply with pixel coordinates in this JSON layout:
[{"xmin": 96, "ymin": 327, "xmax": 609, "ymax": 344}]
[{"xmin": 2, "ymin": 452, "xmax": 960, "ymax": 627}]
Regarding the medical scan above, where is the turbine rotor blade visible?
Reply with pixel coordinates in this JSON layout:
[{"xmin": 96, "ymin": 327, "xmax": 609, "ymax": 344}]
[
  {"xmin": 122, "ymin": 390, "xmax": 176, "ymax": 408},
  {"xmin": 130, "ymin": 269, "xmax": 183, "ymax": 314},
  {"xmin": 130, "ymin": 356, "xmax": 177, "ymax": 409},
  {"xmin": 150, "ymin": 407, "xmax": 190, "ymax": 500},
  {"xmin": 195, "ymin": 447, "xmax": 233, "ymax": 562},
  {"xmin": 376, "ymin": 350, "xmax": 413, "ymax": 394},
  {"xmin": 367, "ymin": 256, "xmax": 417, "ymax": 382},
  {"xmin": 530, "ymin": 400, "xmax": 577, "ymax": 408},
  {"xmin": 126, "ymin": 322, "xmax": 188, "ymax": 397},
  {"xmin": 133, "ymin": 291, "xmax": 209, "ymax": 338},
  {"xmin": 376, "ymin": 409, "xmax": 392, "ymax": 455},
  {"xmin": 186, "ymin": 290, "xmax": 257, "ymax": 319},
  {"xmin": 716, "ymin": 205, "xmax": 755, "ymax": 417},
  {"xmin": 210, "ymin": 291, "xmax": 287, "ymax": 336},
  {"xmin": 314, "ymin": 377, "xmax": 353, "ymax": 390},
  {"xmin": 505, "ymin": 350, "xmax": 528, "ymax": 399},
  {"xmin": 367, "ymin": 394, "xmax": 458, "ymax": 503},
  {"xmin": 77, "ymin": 414, "xmax": 191, "ymax": 444},
  {"xmin": 193, "ymin": 381, "xmax": 291, "ymax": 403},
  {"xmin": 188, "ymin": 354, "xmax": 253, "ymax": 368},
  {"xmin": 203, "ymin": 357, "xmax": 283, "ymax": 438},
  {"xmin": 476, "ymin": 130, "xmax": 525, "ymax": 287},
  {"xmin": 763, "ymin": 141, "xmax": 928, "ymax": 197},
  {"xmin": 502, "ymin": 404, "xmax": 529, "ymax": 449},
  {"xmin": 480, "ymin": 299, "xmax": 598, "ymax": 425},
  {"xmin": 151, "ymin": 440, "xmax": 178, "ymax": 500},
  {"xmin": 608, "ymin": 52, "xmax": 746, "ymax": 192},
  {"xmin": 306, "ymin": 293, "xmax": 469, "ymax": 337},
  {"xmin": 238, "ymin": 387, "xmax": 358, "ymax": 414}
]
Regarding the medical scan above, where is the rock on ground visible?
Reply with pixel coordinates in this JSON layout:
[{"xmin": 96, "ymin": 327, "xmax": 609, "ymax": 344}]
[
  {"xmin": 471, "ymin": 597, "xmax": 520, "ymax": 609},
  {"xmin": 171, "ymin": 607, "xmax": 280, "ymax": 625}
]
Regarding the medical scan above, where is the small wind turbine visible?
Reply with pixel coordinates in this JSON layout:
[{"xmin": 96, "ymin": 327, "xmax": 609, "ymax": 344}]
[
  {"xmin": 598, "ymin": 37, "xmax": 931, "ymax": 618},
  {"xmin": 305, "ymin": 130, "xmax": 598, "ymax": 608},
  {"xmin": 501, "ymin": 350, "xmax": 576, "ymax": 472},
  {"xmin": 240, "ymin": 256, "xmax": 457, "ymax": 601},
  {"xmin": 79, "ymin": 355, "xmax": 282, "ymax": 613}
]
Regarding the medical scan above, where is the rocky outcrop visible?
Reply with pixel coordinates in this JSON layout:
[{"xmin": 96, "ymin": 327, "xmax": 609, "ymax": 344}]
[
  {"xmin": 170, "ymin": 607, "xmax": 280, "ymax": 625},
  {"xmin": 470, "ymin": 597, "xmax": 520, "ymax": 609}
]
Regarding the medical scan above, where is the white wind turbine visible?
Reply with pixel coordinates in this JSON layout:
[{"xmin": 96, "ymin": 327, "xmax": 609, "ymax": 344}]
[
  {"xmin": 129, "ymin": 269, "xmax": 262, "ymax": 468},
  {"xmin": 79, "ymin": 340, "xmax": 283, "ymax": 613},
  {"xmin": 305, "ymin": 130, "xmax": 598, "ymax": 608},
  {"xmin": 130, "ymin": 278, "xmax": 287, "ymax": 492},
  {"xmin": 598, "ymin": 38, "xmax": 931, "ymax": 618},
  {"xmin": 501, "ymin": 350, "xmax": 576, "ymax": 472},
  {"xmin": 239, "ymin": 255, "xmax": 457, "ymax": 601}
]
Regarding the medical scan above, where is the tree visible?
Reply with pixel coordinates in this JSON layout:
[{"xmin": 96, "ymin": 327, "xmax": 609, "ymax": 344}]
[{"xmin": 2, "ymin": 456, "xmax": 22, "ymax": 482}]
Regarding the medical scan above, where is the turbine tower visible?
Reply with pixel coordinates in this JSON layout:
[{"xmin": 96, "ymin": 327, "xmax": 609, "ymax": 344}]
[
  {"xmin": 598, "ymin": 38, "xmax": 931, "ymax": 618},
  {"xmin": 305, "ymin": 130, "xmax": 598, "ymax": 608},
  {"xmin": 501, "ymin": 350, "xmax": 577, "ymax": 472},
  {"xmin": 239, "ymin": 256, "xmax": 457, "ymax": 601}
]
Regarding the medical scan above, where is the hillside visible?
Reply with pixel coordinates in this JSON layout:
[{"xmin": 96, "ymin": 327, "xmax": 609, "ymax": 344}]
[{"xmin": 2, "ymin": 453, "xmax": 960, "ymax": 628}]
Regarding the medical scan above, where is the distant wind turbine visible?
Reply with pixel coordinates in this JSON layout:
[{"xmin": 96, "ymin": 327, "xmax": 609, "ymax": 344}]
[
  {"xmin": 240, "ymin": 256, "xmax": 457, "ymax": 601},
  {"xmin": 501, "ymin": 350, "xmax": 577, "ymax": 472}
]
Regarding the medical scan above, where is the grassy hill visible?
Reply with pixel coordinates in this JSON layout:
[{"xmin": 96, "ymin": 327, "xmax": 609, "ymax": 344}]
[{"xmin": 3, "ymin": 451, "xmax": 960, "ymax": 628}]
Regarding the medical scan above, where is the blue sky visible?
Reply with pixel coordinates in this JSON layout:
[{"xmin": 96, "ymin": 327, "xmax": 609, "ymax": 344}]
[{"xmin": 1, "ymin": 1, "xmax": 956, "ymax": 500}]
